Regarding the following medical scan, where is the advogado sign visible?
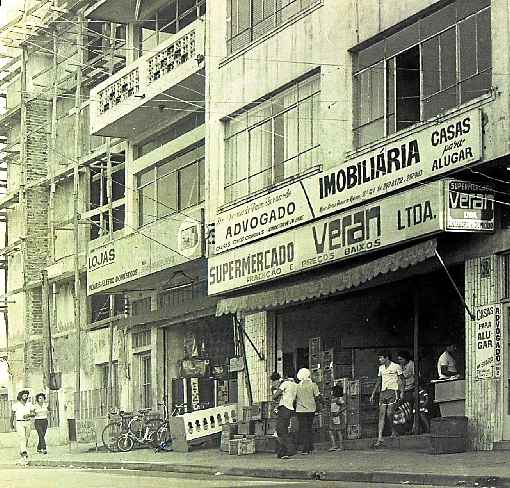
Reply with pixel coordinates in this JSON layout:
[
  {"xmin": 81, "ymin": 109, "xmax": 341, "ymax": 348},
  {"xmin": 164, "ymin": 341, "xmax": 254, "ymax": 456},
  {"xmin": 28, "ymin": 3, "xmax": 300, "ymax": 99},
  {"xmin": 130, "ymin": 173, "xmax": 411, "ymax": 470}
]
[
  {"xmin": 87, "ymin": 210, "xmax": 203, "ymax": 295},
  {"xmin": 474, "ymin": 303, "xmax": 502, "ymax": 379},
  {"xmin": 214, "ymin": 108, "xmax": 481, "ymax": 254},
  {"xmin": 209, "ymin": 181, "xmax": 446, "ymax": 294}
]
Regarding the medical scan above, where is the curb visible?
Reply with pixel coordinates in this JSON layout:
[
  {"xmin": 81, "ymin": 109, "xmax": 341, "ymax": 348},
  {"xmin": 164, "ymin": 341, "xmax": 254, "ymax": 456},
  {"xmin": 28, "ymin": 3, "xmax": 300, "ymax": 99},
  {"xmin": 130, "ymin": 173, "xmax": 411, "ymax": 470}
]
[{"xmin": 27, "ymin": 459, "xmax": 508, "ymax": 487}]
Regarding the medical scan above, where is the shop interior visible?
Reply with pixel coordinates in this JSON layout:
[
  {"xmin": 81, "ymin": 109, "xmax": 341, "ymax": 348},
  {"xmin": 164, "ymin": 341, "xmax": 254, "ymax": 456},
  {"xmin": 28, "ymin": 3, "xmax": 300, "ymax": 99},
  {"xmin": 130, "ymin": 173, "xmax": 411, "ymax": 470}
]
[
  {"xmin": 164, "ymin": 316, "xmax": 237, "ymax": 413},
  {"xmin": 276, "ymin": 265, "xmax": 465, "ymax": 438}
]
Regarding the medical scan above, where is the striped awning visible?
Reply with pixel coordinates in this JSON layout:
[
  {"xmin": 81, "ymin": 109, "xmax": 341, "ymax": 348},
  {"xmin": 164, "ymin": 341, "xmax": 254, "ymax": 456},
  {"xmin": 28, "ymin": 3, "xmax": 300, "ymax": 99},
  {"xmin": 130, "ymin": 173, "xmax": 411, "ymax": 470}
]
[{"xmin": 216, "ymin": 238, "xmax": 437, "ymax": 317}]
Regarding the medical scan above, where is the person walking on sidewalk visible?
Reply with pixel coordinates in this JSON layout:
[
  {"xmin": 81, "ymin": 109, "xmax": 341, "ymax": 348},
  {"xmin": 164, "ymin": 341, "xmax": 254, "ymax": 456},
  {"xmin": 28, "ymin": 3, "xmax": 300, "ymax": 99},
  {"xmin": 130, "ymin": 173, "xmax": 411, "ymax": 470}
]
[
  {"xmin": 34, "ymin": 393, "xmax": 49, "ymax": 454},
  {"xmin": 370, "ymin": 352, "xmax": 404, "ymax": 448},
  {"xmin": 273, "ymin": 368, "xmax": 297, "ymax": 459},
  {"xmin": 10, "ymin": 390, "xmax": 35, "ymax": 465},
  {"xmin": 295, "ymin": 368, "xmax": 321, "ymax": 455}
]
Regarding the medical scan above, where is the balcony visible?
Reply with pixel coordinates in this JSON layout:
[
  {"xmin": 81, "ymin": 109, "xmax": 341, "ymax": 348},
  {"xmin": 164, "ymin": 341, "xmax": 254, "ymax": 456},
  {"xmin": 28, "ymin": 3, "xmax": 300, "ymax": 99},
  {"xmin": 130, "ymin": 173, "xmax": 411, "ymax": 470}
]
[{"xmin": 89, "ymin": 20, "xmax": 205, "ymax": 138}]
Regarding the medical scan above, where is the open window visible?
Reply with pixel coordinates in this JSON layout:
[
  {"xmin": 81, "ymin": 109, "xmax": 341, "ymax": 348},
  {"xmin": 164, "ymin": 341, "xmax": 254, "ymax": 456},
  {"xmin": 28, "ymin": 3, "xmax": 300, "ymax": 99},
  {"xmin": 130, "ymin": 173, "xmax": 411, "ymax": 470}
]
[{"xmin": 353, "ymin": 0, "xmax": 491, "ymax": 148}]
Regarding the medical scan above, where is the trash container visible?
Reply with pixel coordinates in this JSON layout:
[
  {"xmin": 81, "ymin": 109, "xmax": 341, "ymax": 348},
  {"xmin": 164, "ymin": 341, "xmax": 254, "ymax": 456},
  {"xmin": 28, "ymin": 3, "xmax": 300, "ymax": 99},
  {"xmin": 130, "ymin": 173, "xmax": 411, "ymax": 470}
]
[{"xmin": 430, "ymin": 416, "xmax": 468, "ymax": 454}]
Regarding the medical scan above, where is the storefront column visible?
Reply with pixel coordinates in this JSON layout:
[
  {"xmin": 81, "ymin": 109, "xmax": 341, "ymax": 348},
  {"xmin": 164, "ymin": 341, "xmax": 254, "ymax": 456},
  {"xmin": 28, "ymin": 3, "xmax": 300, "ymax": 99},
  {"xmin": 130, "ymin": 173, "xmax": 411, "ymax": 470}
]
[
  {"xmin": 465, "ymin": 255, "xmax": 503, "ymax": 450},
  {"xmin": 238, "ymin": 311, "xmax": 275, "ymax": 408}
]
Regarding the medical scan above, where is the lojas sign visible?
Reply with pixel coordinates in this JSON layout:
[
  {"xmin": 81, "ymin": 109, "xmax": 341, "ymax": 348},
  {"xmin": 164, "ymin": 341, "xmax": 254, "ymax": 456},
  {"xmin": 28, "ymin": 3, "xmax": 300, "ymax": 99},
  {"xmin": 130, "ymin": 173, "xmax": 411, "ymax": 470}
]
[
  {"xmin": 214, "ymin": 108, "xmax": 481, "ymax": 254},
  {"xmin": 87, "ymin": 209, "xmax": 203, "ymax": 295},
  {"xmin": 474, "ymin": 304, "xmax": 502, "ymax": 379},
  {"xmin": 209, "ymin": 181, "xmax": 446, "ymax": 294}
]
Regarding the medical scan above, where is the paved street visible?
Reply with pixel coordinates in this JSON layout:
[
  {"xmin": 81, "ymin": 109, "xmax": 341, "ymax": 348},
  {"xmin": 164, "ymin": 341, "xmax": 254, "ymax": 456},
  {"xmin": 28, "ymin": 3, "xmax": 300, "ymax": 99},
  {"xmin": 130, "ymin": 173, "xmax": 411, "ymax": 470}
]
[{"xmin": 1, "ymin": 467, "xmax": 452, "ymax": 488}]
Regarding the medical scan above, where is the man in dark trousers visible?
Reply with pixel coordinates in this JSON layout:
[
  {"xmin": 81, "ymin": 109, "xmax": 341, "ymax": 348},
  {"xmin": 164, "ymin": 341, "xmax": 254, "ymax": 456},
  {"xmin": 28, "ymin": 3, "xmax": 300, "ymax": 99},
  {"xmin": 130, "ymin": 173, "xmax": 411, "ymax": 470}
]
[{"xmin": 273, "ymin": 368, "xmax": 297, "ymax": 459}]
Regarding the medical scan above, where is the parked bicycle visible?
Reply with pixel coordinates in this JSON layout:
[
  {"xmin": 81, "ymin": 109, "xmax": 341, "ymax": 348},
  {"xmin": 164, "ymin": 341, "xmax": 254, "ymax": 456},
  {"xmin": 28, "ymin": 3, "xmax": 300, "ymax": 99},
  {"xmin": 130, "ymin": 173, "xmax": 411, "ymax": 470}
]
[
  {"xmin": 101, "ymin": 409, "xmax": 133, "ymax": 452},
  {"xmin": 117, "ymin": 408, "xmax": 163, "ymax": 452},
  {"xmin": 153, "ymin": 401, "xmax": 186, "ymax": 452}
]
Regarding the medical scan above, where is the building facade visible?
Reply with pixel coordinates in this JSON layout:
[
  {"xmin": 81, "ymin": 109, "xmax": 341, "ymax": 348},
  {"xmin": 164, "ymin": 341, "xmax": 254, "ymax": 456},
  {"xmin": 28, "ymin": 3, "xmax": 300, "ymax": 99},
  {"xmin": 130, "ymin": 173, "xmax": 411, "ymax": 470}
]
[
  {"xmin": 207, "ymin": 0, "xmax": 510, "ymax": 450},
  {"xmin": 0, "ymin": 0, "xmax": 509, "ymax": 450}
]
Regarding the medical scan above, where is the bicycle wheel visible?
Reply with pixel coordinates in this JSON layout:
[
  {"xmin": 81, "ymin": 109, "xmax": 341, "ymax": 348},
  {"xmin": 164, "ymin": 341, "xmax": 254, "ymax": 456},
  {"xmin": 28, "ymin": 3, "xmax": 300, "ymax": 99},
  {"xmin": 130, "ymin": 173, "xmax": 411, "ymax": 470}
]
[
  {"xmin": 102, "ymin": 422, "xmax": 122, "ymax": 452},
  {"xmin": 152, "ymin": 423, "xmax": 172, "ymax": 451},
  {"xmin": 117, "ymin": 434, "xmax": 134, "ymax": 452},
  {"xmin": 143, "ymin": 419, "xmax": 164, "ymax": 444}
]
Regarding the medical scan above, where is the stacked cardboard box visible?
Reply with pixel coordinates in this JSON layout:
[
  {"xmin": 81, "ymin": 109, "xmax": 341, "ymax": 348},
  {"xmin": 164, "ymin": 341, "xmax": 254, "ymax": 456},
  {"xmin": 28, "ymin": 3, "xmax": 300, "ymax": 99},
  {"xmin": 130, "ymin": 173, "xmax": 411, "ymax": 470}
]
[{"xmin": 221, "ymin": 423, "xmax": 238, "ymax": 452}]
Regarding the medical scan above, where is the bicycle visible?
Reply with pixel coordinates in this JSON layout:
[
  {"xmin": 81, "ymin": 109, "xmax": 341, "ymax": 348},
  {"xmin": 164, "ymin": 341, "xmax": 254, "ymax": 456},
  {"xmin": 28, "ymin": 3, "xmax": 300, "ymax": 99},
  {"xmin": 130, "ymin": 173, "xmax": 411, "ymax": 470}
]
[
  {"xmin": 117, "ymin": 408, "xmax": 163, "ymax": 452},
  {"xmin": 152, "ymin": 400, "xmax": 182, "ymax": 452},
  {"xmin": 101, "ymin": 409, "xmax": 133, "ymax": 452}
]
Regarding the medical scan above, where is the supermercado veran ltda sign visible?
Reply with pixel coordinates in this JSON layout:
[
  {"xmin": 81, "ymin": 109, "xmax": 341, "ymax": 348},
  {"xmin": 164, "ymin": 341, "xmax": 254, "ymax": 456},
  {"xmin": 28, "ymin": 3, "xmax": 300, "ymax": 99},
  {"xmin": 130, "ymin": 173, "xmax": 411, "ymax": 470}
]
[
  {"xmin": 474, "ymin": 303, "xmax": 502, "ymax": 379},
  {"xmin": 87, "ymin": 211, "xmax": 202, "ymax": 295},
  {"xmin": 214, "ymin": 108, "xmax": 481, "ymax": 254},
  {"xmin": 209, "ymin": 181, "xmax": 447, "ymax": 294}
]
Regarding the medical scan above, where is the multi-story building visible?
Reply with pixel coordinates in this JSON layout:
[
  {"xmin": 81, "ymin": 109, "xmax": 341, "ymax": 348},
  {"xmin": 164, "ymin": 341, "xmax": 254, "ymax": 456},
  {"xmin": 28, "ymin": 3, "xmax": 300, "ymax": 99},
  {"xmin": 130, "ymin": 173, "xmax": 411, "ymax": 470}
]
[
  {"xmin": 0, "ymin": 0, "xmax": 235, "ymax": 440},
  {"xmin": 207, "ymin": 0, "xmax": 510, "ymax": 450},
  {"xmin": 0, "ymin": 0, "xmax": 509, "ymax": 451}
]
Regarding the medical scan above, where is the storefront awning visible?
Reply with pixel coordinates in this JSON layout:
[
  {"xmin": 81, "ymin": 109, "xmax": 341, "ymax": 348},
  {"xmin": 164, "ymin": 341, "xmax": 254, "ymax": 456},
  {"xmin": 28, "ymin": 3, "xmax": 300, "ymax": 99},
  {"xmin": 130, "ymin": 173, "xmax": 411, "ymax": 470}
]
[{"xmin": 216, "ymin": 238, "xmax": 438, "ymax": 317}]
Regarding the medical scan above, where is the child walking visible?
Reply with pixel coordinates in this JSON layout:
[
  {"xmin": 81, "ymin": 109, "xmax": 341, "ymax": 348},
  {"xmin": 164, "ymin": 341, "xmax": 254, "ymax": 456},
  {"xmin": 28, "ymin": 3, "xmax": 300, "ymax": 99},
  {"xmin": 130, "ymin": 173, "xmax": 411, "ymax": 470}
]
[{"xmin": 329, "ymin": 384, "xmax": 345, "ymax": 451}]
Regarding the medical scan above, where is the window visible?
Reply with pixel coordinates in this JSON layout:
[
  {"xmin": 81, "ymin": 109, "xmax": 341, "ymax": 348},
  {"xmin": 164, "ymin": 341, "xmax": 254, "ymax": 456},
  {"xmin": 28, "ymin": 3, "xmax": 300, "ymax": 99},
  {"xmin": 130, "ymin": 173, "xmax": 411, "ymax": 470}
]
[
  {"xmin": 98, "ymin": 362, "xmax": 119, "ymax": 408},
  {"xmin": 224, "ymin": 73, "xmax": 320, "ymax": 202},
  {"xmin": 132, "ymin": 330, "xmax": 152, "ymax": 349},
  {"xmin": 89, "ymin": 152, "xmax": 126, "ymax": 241},
  {"xmin": 137, "ymin": 144, "xmax": 205, "ymax": 226},
  {"xmin": 90, "ymin": 294, "xmax": 126, "ymax": 324},
  {"xmin": 139, "ymin": 354, "xmax": 152, "ymax": 409},
  {"xmin": 227, "ymin": 0, "xmax": 320, "ymax": 55},
  {"xmin": 138, "ymin": 0, "xmax": 206, "ymax": 56},
  {"xmin": 86, "ymin": 21, "xmax": 126, "ymax": 77},
  {"xmin": 353, "ymin": 1, "xmax": 491, "ymax": 148}
]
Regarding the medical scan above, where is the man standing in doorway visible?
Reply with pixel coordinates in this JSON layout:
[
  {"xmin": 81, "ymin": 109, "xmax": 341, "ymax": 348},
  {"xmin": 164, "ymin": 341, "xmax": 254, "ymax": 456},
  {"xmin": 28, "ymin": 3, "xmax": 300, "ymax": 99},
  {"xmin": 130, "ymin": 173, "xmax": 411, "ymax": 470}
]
[
  {"xmin": 273, "ymin": 368, "xmax": 297, "ymax": 459},
  {"xmin": 370, "ymin": 352, "xmax": 404, "ymax": 448},
  {"xmin": 437, "ymin": 344, "xmax": 459, "ymax": 379}
]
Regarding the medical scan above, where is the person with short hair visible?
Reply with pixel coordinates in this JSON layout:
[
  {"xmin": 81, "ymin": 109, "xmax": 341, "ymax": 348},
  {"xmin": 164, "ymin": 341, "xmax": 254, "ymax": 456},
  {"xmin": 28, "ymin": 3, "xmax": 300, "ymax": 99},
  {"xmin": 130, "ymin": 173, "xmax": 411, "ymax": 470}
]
[
  {"xmin": 34, "ymin": 393, "xmax": 49, "ymax": 454},
  {"xmin": 397, "ymin": 351, "xmax": 415, "ymax": 404},
  {"xmin": 328, "ymin": 384, "xmax": 345, "ymax": 451},
  {"xmin": 10, "ymin": 390, "xmax": 35, "ymax": 464},
  {"xmin": 437, "ymin": 344, "xmax": 459, "ymax": 379},
  {"xmin": 370, "ymin": 352, "xmax": 404, "ymax": 448},
  {"xmin": 273, "ymin": 368, "xmax": 297, "ymax": 459}
]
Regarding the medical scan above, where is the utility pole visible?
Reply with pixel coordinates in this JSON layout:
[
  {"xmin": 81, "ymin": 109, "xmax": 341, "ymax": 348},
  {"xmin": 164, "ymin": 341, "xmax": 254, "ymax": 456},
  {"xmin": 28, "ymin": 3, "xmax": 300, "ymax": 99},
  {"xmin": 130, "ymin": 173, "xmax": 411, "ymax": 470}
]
[{"xmin": 73, "ymin": 13, "xmax": 84, "ymax": 419}]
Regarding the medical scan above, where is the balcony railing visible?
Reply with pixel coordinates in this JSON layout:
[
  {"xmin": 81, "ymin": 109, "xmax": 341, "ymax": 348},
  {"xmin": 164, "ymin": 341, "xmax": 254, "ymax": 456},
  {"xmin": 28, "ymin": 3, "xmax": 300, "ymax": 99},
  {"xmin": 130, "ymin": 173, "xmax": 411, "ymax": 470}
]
[{"xmin": 90, "ymin": 20, "xmax": 204, "ymax": 138}]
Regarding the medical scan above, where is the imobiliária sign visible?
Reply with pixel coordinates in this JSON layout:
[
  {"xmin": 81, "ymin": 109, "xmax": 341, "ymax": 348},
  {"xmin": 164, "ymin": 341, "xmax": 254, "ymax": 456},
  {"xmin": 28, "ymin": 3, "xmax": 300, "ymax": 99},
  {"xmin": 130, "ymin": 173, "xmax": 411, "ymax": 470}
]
[
  {"xmin": 214, "ymin": 108, "xmax": 482, "ymax": 254},
  {"xmin": 474, "ymin": 304, "xmax": 502, "ymax": 379},
  {"xmin": 208, "ymin": 179, "xmax": 494, "ymax": 294}
]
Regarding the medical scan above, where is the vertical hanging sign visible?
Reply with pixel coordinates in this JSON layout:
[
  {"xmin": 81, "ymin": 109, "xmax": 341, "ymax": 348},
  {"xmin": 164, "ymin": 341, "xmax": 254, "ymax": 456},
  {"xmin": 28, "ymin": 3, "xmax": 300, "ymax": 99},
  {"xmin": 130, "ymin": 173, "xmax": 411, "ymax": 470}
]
[{"xmin": 474, "ymin": 303, "xmax": 502, "ymax": 379}]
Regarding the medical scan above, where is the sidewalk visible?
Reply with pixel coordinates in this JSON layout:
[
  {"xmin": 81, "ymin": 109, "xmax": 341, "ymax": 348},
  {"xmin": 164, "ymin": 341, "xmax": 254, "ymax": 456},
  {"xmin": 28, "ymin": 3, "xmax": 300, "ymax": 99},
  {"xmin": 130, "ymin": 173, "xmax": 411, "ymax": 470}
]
[{"xmin": 1, "ymin": 442, "xmax": 506, "ymax": 487}]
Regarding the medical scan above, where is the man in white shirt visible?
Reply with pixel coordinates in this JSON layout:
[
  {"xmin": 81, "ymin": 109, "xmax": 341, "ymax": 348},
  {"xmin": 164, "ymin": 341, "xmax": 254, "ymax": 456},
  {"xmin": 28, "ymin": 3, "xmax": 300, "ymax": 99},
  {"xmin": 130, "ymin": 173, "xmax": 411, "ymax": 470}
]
[
  {"xmin": 370, "ymin": 353, "xmax": 404, "ymax": 447},
  {"xmin": 437, "ymin": 344, "xmax": 459, "ymax": 379},
  {"xmin": 273, "ymin": 369, "xmax": 298, "ymax": 459},
  {"xmin": 10, "ymin": 389, "xmax": 35, "ymax": 463}
]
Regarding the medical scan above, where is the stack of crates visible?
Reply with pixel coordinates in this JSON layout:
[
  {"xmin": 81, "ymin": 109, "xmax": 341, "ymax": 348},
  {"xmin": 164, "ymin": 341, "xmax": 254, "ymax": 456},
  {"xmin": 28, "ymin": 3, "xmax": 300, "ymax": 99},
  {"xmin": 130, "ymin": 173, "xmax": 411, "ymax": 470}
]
[
  {"xmin": 345, "ymin": 379, "xmax": 361, "ymax": 439},
  {"xmin": 360, "ymin": 378, "xmax": 379, "ymax": 438}
]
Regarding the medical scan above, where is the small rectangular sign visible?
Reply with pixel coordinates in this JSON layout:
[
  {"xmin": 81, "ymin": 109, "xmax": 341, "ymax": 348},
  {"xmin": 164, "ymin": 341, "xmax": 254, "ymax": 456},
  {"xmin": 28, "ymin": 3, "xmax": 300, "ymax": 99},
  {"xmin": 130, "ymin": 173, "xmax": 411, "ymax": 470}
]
[
  {"xmin": 446, "ymin": 180, "xmax": 494, "ymax": 231},
  {"xmin": 474, "ymin": 304, "xmax": 502, "ymax": 379}
]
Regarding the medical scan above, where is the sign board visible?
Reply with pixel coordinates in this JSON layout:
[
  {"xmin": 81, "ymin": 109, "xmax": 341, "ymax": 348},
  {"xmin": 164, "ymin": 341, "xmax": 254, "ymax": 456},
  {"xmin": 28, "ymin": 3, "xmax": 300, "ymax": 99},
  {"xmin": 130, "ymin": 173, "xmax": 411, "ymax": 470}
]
[
  {"xmin": 87, "ymin": 209, "xmax": 202, "ymax": 295},
  {"xmin": 209, "ymin": 181, "xmax": 446, "ymax": 294},
  {"xmin": 214, "ymin": 109, "xmax": 482, "ymax": 253},
  {"xmin": 446, "ymin": 180, "xmax": 494, "ymax": 231},
  {"xmin": 474, "ymin": 304, "xmax": 502, "ymax": 379}
]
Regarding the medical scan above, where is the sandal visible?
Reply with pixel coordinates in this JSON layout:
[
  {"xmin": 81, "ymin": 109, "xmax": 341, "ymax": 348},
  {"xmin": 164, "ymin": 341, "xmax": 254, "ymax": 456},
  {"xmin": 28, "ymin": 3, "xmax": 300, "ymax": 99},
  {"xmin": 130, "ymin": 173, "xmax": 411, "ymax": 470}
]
[{"xmin": 328, "ymin": 447, "xmax": 337, "ymax": 452}]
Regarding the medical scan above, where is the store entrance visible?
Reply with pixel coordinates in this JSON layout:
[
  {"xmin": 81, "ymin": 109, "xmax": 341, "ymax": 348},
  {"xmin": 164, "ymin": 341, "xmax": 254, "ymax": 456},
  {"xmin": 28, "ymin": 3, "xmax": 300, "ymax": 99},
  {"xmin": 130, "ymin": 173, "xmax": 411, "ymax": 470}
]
[{"xmin": 276, "ymin": 267, "xmax": 465, "ymax": 441}]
